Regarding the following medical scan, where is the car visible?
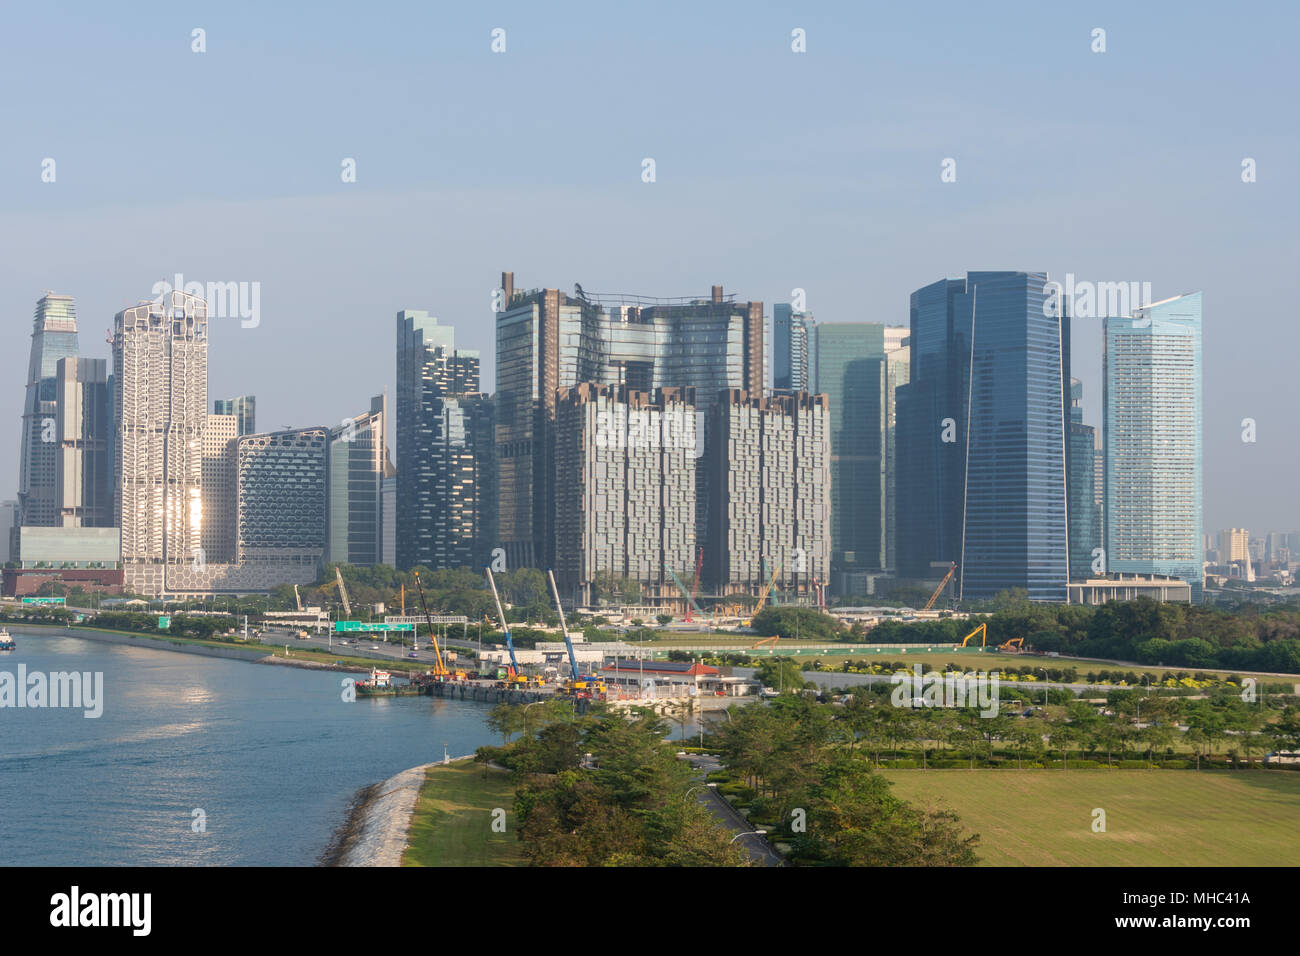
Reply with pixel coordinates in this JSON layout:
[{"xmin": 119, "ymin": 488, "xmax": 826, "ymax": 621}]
[
  {"xmin": 370, "ymin": 645, "xmax": 380, "ymax": 650},
  {"xmin": 408, "ymin": 652, "xmax": 418, "ymax": 658}
]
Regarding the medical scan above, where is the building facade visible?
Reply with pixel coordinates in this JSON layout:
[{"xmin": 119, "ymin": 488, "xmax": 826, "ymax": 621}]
[
  {"xmin": 114, "ymin": 291, "xmax": 209, "ymax": 596},
  {"xmin": 897, "ymin": 272, "xmax": 1070, "ymax": 602},
  {"xmin": 553, "ymin": 384, "xmax": 698, "ymax": 604},
  {"xmin": 774, "ymin": 304, "xmax": 816, "ymax": 391},
  {"xmin": 1067, "ymin": 378, "xmax": 1102, "ymax": 581},
  {"xmin": 327, "ymin": 395, "xmax": 387, "ymax": 567},
  {"xmin": 16, "ymin": 293, "xmax": 81, "ymax": 550},
  {"xmin": 201, "ymin": 413, "xmax": 239, "ymax": 564},
  {"xmin": 706, "ymin": 389, "xmax": 830, "ymax": 602},
  {"xmin": 395, "ymin": 310, "xmax": 490, "ymax": 571},
  {"xmin": 1104, "ymin": 293, "xmax": 1204, "ymax": 601},
  {"xmin": 235, "ymin": 427, "xmax": 329, "ymax": 565},
  {"xmin": 53, "ymin": 357, "xmax": 113, "ymax": 528},
  {"xmin": 495, "ymin": 272, "xmax": 763, "ymax": 571},
  {"xmin": 213, "ymin": 395, "xmax": 256, "ymax": 436}
]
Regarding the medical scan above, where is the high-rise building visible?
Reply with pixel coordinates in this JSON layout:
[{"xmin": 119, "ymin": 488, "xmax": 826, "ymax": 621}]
[
  {"xmin": 16, "ymin": 293, "xmax": 80, "ymax": 549},
  {"xmin": 1103, "ymin": 292, "xmax": 1203, "ymax": 601},
  {"xmin": 811, "ymin": 323, "xmax": 889, "ymax": 586},
  {"xmin": 395, "ymin": 311, "xmax": 489, "ymax": 570},
  {"xmin": 883, "ymin": 328, "xmax": 910, "ymax": 574},
  {"xmin": 213, "ymin": 396, "xmax": 256, "ymax": 436},
  {"xmin": 114, "ymin": 291, "xmax": 209, "ymax": 596},
  {"xmin": 235, "ymin": 427, "xmax": 328, "ymax": 564},
  {"xmin": 495, "ymin": 272, "xmax": 763, "ymax": 570},
  {"xmin": 53, "ymin": 357, "xmax": 113, "ymax": 528},
  {"xmin": 706, "ymin": 389, "xmax": 830, "ymax": 602},
  {"xmin": 327, "ymin": 395, "xmax": 388, "ymax": 567},
  {"xmin": 201, "ymin": 413, "xmax": 239, "ymax": 564},
  {"xmin": 1067, "ymin": 378, "xmax": 1102, "ymax": 581},
  {"xmin": 774, "ymin": 304, "xmax": 816, "ymax": 391},
  {"xmin": 897, "ymin": 272, "xmax": 1070, "ymax": 602},
  {"xmin": 1218, "ymin": 528, "xmax": 1249, "ymax": 564},
  {"xmin": 554, "ymin": 384, "xmax": 698, "ymax": 604}
]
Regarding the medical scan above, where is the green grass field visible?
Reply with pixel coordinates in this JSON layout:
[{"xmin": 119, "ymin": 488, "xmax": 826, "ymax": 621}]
[
  {"xmin": 882, "ymin": 769, "xmax": 1300, "ymax": 866},
  {"xmin": 402, "ymin": 761, "xmax": 524, "ymax": 867}
]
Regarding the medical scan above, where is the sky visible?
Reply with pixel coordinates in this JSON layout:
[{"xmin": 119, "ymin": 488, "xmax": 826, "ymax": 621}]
[{"xmin": 1, "ymin": 0, "xmax": 1296, "ymax": 535}]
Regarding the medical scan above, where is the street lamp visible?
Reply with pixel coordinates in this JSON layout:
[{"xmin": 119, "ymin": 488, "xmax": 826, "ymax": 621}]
[
  {"xmin": 730, "ymin": 829, "xmax": 768, "ymax": 844},
  {"xmin": 1039, "ymin": 668, "xmax": 1049, "ymax": 707},
  {"xmin": 684, "ymin": 783, "xmax": 717, "ymax": 801}
]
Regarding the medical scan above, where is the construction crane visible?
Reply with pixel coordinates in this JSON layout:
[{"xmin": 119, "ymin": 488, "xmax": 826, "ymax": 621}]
[
  {"xmin": 742, "ymin": 559, "xmax": 783, "ymax": 627},
  {"xmin": 486, "ymin": 568, "xmax": 529, "ymax": 685},
  {"xmin": 960, "ymin": 622, "xmax": 987, "ymax": 648},
  {"xmin": 334, "ymin": 566, "xmax": 352, "ymax": 618},
  {"xmin": 293, "ymin": 585, "xmax": 303, "ymax": 613},
  {"xmin": 411, "ymin": 570, "xmax": 452, "ymax": 677},
  {"xmin": 687, "ymin": 548, "xmax": 703, "ymax": 623},
  {"xmin": 666, "ymin": 563, "xmax": 707, "ymax": 624},
  {"xmin": 548, "ymin": 569, "xmax": 605, "ymax": 699},
  {"xmin": 751, "ymin": 636, "xmax": 779, "ymax": 650},
  {"xmin": 923, "ymin": 563, "xmax": 957, "ymax": 612}
]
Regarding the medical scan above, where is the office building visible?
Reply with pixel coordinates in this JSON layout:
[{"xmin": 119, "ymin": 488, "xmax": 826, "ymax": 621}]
[
  {"xmin": 774, "ymin": 304, "xmax": 816, "ymax": 391},
  {"xmin": 16, "ymin": 293, "xmax": 80, "ymax": 550},
  {"xmin": 897, "ymin": 272, "xmax": 1070, "ymax": 602},
  {"xmin": 495, "ymin": 272, "xmax": 762, "ymax": 570},
  {"xmin": 395, "ymin": 311, "xmax": 490, "ymax": 570},
  {"xmin": 327, "ymin": 395, "xmax": 388, "ymax": 567},
  {"xmin": 235, "ymin": 427, "xmax": 328, "ymax": 564},
  {"xmin": 201, "ymin": 413, "xmax": 239, "ymax": 564},
  {"xmin": 1103, "ymin": 293, "xmax": 1203, "ymax": 602},
  {"xmin": 53, "ymin": 357, "xmax": 113, "ymax": 528},
  {"xmin": 1068, "ymin": 379, "xmax": 1102, "ymax": 581},
  {"xmin": 883, "ymin": 327, "xmax": 910, "ymax": 574},
  {"xmin": 213, "ymin": 395, "xmax": 256, "ymax": 436}
]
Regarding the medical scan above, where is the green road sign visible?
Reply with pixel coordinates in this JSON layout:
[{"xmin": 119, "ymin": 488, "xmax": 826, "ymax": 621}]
[
  {"xmin": 333, "ymin": 621, "xmax": 413, "ymax": 633},
  {"xmin": 158, "ymin": 615, "xmax": 171, "ymax": 630},
  {"xmin": 22, "ymin": 596, "xmax": 66, "ymax": 605}
]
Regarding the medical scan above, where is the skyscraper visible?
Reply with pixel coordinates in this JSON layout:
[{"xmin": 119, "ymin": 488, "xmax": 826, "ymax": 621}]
[
  {"xmin": 213, "ymin": 396, "xmax": 256, "ymax": 436},
  {"xmin": 201, "ymin": 413, "xmax": 238, "ymax": 564},
  {"xmin": 774, "ymin": 304, "xmax": 816, "ymax": 391},
  {"xmin": 16, "ymin": 293, "xmax": 80, "ymax": 547},
  {"xmin": 236, "ymin": 427, "xmax": 328, "ymax": 563},
  {"xmin": 495, "ymin": 272, "xmax": 763, "ymax": 570},
  {"xmin": 554, "ymin": 384, "xmax": 698, "ymax": 604},
  {"xmin": 706, "ymin": 389, "xmax": 830, "ymax": 602},
  {"xmin": 1104, "ymin": 293, "xmax": 1204, "ymax": 601},
  {"xmin": 810, "ymin": 323, "xmax": 888, "ymax": 584},
  {"xmin": 53, "ymin": 357, "xmax": 112, "ymax": 528},
  {"xmin": 1067, "ymin": 378, "xmax": 1101, "ymax": 581},
  {"xmin": 396, "ymin": 310, "xmax": 489, "ymax": 570},
  {"xmin": 883, "ymin": 328, "xmax": 910, "ymax": 573},
  {"xmin": 897, "ymin": 272, "xmax": 1070, "ymax": 602},
  {"xmin": 327, "ymin": 395, "xmax": 388, "ymax": 567},
  {"xmin": 114, "ymin": 291, "xmax": 209, "ymax": 597}
]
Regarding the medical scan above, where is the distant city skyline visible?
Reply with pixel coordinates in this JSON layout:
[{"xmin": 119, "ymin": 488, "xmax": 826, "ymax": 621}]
[{"xmin": 2, "ymin": 3, "xmax": 1295, "ymax": 535}]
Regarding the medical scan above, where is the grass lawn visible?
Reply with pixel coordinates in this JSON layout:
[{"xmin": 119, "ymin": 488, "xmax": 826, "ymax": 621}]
[
  {"xmin": 882, "ymin": 769, "xmax": 1300, "ymax": 866},
  {"xmin": 402, "ymin": 760, "xmax": 524, "ymax": 867}
]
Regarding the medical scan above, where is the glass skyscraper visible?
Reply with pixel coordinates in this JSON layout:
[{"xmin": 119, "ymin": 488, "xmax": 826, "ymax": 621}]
[
  {"xmin": 898, "ymin": 272, "xmax": 1069, "ymax": 602},
  {"xmin": 1103, "ymin": 293, "xmax": 1203, "ymax": 601},
  {"xmin": 1067, "ymin": 379, "xmax": 1102, "ymax": 581},
  {"xmin": 774, "ymin": 304, "xmax": 816, "ymax": 391},
  {"xmin": 16, "ymin": 294, "xmax": 80, "ymax": 544},
  {"xmin": 214, "ymin": 395, "xmax": 256, "ymax": 436}
]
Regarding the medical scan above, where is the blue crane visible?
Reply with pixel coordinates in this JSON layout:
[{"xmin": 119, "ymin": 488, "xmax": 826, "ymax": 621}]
[
  {"xmin": 548, "ymin": 569, "xmax": 581, "ymax": 681},
  {"xmin": 485, "ymin": 568, "xmax": 522, "ymax": 679}
]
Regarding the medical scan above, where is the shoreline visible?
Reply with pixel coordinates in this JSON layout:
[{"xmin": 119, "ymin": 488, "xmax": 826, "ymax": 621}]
[{"xmin": 323, "ymin": 757, "xmax": 478, "ymax": 867}]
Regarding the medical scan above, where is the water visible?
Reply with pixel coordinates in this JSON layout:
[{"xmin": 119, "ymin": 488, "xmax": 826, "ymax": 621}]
[{"xmin": 0, "ymin": 631, "xmax": 498, "ymax": 866}]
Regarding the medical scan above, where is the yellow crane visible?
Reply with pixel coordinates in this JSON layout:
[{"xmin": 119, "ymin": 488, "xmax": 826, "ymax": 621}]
[
  {"xmin": 923, "ymin": 563, "xmax": 957, "ymax": 612},
  {"xmin": 960, "ymin": 622, "xmax": 987, "ymax": 648},
  {"xmin": 742, "ymin": 560, "xmax": 783, "ymax": 628},
  {"xmin": 751, "ymin": 636, "xmax": 779, "ymax": 650}
]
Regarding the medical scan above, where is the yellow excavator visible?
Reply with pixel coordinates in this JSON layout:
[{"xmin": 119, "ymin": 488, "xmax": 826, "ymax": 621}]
[
  {"xmin": 998, "ymin": 636, "xmax": 1025, "ymax": 652},
  {"xmin": 959, "ymin": 622, "xmax": 987, "ymax": 648},
  {"xmin": 751, "ymin": 636, "xmax": 779, "ymax": 650}
]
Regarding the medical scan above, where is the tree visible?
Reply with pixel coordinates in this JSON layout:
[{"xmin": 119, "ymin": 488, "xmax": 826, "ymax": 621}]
[{"xmin": 754, "ymin": 657, "xmax": 805, "ymax": 694}]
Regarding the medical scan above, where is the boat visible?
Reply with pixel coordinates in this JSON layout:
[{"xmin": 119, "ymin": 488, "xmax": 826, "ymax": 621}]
[{"xmin": 0, "ymin": 628, "xmax": 13, "ymax": 651}]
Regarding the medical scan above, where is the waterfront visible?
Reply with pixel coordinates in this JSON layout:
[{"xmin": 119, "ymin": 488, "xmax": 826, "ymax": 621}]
[{"xmin": 0, "ymin": 630, "xmax": 498, "ymax": 866}]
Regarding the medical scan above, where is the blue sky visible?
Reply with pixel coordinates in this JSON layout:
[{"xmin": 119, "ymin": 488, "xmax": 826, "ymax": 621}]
[{"xmin": 1, "ymin": 0, "xmax": 1296, "ymax": 533}]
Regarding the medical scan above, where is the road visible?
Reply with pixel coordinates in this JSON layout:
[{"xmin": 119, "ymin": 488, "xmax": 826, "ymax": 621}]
[{"xmin": 682, "ymin": 753, "xmax": 783, "ymax": 866}]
